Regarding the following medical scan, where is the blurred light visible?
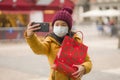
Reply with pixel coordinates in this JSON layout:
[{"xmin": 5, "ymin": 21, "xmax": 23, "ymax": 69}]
[
  {"xmin": 105, "ymin": 0, "xmax": 110, "ymax": 2},
  {"xmin": 60, "ymin": 0, "xmax": 64, "ymax": 3},
  {"xmin": 0, "ymin": 0, "xmax": 3, "ymax": 2},
  {"xmin": 97, "ymin": 0, "xmax": 103, "ymax": 3},
  {"xmin": 0, "ymin": 11, "xmax": 2, "ymax": 15},
  {"xmin": 113, "ymin": 0, "xmax": 118, "ymax": 2},
  {"xmin": 71, "ymin": 0, "xmax": 79, "ymax": 4},
  {"xmin": 44, "ymin": 10, "xmax": 55, "ymax": 14},
  {"xmin": 13, "ymin": 0, "xmax": 17, "ymax": 2}
]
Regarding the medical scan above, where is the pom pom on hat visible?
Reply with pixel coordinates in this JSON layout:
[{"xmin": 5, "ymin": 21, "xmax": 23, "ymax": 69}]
[
  {"xmin": 52, "ymin": 7, "xmax": 73, "ymax": 30},
  {"xmin": 62, "ymin": 7, "xmax": 73, "ymax": 15}
]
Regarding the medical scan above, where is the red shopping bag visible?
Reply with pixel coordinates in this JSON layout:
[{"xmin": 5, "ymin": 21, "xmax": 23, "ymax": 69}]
[{"xmin": 53, "ymin": 35, "xmax": 88, "ymax": 78}]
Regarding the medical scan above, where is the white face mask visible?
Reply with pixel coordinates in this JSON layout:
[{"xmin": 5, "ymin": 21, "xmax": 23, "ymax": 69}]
[{"xmin": 53, "ymin": 26, "xmax": 69, "ymax": 37}]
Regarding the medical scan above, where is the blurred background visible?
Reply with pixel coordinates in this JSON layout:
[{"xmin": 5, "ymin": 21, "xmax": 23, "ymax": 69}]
[{"xmin": 0, "ymin": 0, "xmax": 120, "ymax": 80}]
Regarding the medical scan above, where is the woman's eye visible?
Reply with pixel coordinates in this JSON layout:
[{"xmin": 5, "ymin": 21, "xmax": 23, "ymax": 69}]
[
  {"xmin": 55, "ymin": 24, "xmax": 59, "ymax": 26},
  {"xmin": 56, "ymin": 25, "xmax": 59, "ymax": 26},
  {"xmin": 62, "ymin": 25, "xmax": 67, "ymax": 27}
]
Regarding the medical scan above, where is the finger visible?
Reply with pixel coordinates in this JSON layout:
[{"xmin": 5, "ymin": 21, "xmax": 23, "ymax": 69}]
[
  {"xmin": 72, "ymin": 70, "xmax": 80, "ymax": 76},
  {"xmin": 27, "ymin": 22, "xmax": 33, "ymax": 27},
  {"xmin": 75, "ymin": 71, "xmax": 84, "ymax": 79},
  {"xmin": 28, "ymin": 24, "xmax": 40, "ymax": 30},
  {"xmin": 27, "ymin": 27, "xmax": 40, "ymax": 32},
  {"xmin": 72, "ymin": 64, "xmax": 79, "ymax": 68},
  {"xmin": 79, "ymin": 74, "xmax": 83, "ymax": 79},
  {"xmin": 78, "ymin": 73, "xmax": 83, "ymax": 79},
  {"xmin": 72, "ymin": 65, "xmax": 79, "ymax": 70},
  {"xmin": 51, "ymin": 64, "xmax": 56, "ymax": 69},
  {"xmin": 74, "ymin": 72, "xmax": 81, "ymax": 78},
  {"xmin": 79, "ymin": 71, "xmax": 84, "ymax": 78},
  {"xmin": 29, "ymin": 27, "xmax": 41, "ymax": 32}
]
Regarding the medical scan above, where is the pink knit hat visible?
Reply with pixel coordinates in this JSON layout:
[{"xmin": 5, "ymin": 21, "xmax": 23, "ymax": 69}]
[{"xmin": 52, "ymin": 7, "xmax": 73, "ymax": 30}]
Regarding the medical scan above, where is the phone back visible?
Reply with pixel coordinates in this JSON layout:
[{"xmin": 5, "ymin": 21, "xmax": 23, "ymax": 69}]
[{"xmin": 32, "ymin": 22, "xmax": 49, "ymax": 32}]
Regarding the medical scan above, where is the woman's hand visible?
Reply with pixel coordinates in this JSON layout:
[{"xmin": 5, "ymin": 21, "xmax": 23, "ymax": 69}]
[
  {"xmin": 26, "ymin": 22, "xmax": 41, "ymax": 37},
  {"xmin": 72, "ymin": 65, "xmax": 85, "ymax": 79}
]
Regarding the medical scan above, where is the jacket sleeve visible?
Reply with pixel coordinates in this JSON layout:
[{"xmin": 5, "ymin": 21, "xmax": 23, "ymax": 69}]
[
  {"xmin": 74, "ymin": 34, "xmax": 92, "ymax": 74},
  {"xmin": 24, "ymin": 32, "xmax": 50, "ymax": 55},
  {"xmin": 81, "ymin": 54, "xmax": 92, "ymax": 74}
]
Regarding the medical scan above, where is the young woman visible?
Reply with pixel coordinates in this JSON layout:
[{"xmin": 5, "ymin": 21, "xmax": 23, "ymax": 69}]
[{"xmin": 24, "ymin": 7, "xmax": 92, "ymax": 80}]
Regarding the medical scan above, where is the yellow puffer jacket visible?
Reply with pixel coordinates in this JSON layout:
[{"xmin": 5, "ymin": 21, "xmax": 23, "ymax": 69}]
[{"xmin": 24, "ymin": 32, "xmax": 92, "ymax": 80}]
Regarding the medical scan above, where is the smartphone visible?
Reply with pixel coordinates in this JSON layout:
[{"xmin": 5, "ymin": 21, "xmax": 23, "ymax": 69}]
[{"xmin": 32, "ymin": 22, "xmax": 49, "ymax": 32}]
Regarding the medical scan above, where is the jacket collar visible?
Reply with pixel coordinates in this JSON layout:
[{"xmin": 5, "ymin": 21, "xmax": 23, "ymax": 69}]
[{"xmin": 45, "ymin": 32, "xmax": 81, "ymax": 46}]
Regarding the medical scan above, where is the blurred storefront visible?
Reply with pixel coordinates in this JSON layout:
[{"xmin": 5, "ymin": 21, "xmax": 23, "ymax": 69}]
[
  {"xmin": 0, "ymin": 0, "xmax": 74, "ymax": 27},
  {"xmin": 72, "ymin": 0, "xmax": 120, "ymax": 38},
  {"xmin": 90, "ymin": 0, "xmax": 120, "ymax": 23},
  {"xmin": 0, "ymin": 0, "xmax": 74, "ymax": 40},
  {"xmin": 74, "ymin": 0, "xmax": 120, "ymax": 24},
  {"xmin": 72, "ymin": 0, "xmax": 90, "ymax": 25},
  {"xmin": 90, "ymin": 0, "xmax": 120, "ymax": 10}
]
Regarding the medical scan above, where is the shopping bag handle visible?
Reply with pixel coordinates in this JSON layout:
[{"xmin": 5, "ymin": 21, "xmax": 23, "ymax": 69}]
[{"xmin": 75, "ymin": 31, "xmax": 84, "ymax": 42}]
